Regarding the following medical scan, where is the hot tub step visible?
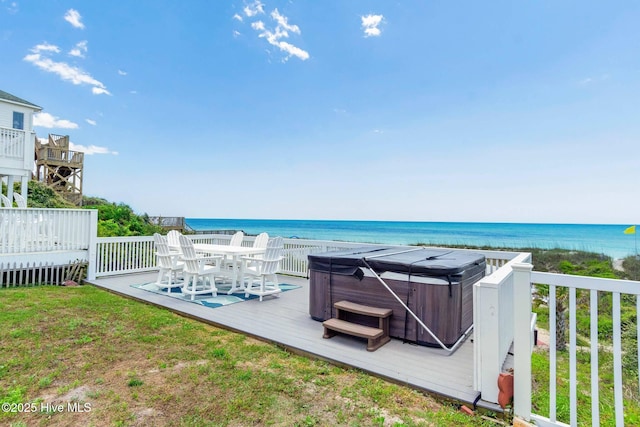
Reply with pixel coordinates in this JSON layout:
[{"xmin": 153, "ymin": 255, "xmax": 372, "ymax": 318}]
[
  {"xmin": 322, "ymin": 318, "xmax": 390, "ymax": 351},
  {"xmin": 333, "ymin": 300, "xmax": 393, "ymax": 318},
  {"xmin": 323, "ymin": 300, "xmax": 393, "ymax": 352}
]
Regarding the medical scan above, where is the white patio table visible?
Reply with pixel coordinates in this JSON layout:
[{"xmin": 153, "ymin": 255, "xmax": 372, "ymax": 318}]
[{"xmin": 193, "ymin": 244, "xmax": 266, "ymax": 294}]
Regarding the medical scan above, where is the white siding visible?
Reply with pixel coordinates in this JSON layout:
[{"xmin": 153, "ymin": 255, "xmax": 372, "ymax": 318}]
[{"xmin": 0, "ymin": 101, "xmax": 34, "ymax": 132}]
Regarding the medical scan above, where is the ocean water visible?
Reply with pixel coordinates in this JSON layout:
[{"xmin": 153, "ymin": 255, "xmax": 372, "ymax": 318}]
[{"xmin": 186, "ymin": 219, "xmax": 639, "ymax": 260}]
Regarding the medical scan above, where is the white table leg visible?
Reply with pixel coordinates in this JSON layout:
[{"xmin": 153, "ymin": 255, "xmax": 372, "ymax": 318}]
[{"xmin": 226, "ymin": 255, "xmax": 246, "ymax": 294}]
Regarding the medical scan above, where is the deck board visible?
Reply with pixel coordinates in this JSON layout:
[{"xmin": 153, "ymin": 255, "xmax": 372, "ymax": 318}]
[{"xmin": 87, "ymin": 271, "xmax": 501, "ymax": 411}]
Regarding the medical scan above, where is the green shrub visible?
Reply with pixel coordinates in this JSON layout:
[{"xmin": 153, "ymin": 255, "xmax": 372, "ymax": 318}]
[{"xmin": 82, "ymin": 198, "xmax": 163, "ymax": 237}]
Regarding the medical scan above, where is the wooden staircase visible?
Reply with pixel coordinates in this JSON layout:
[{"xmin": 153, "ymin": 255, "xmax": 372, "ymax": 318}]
[
  {"xmin": 34, "ymin": 134, "xmax": 84, "ymax": 206},
  {"xmin": 322, "ymin": 300, "xmax": 392, "ymax": 352}
]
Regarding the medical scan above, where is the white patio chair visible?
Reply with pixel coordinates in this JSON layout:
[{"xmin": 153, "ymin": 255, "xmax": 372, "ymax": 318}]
[
  {"xmin": 179, "ymin": 234, "xmax": 223, "ymax": 300},
  {"xmin": 252, "ymin": 232, "xmax": 269, "ymax": 249},
  {"xmin": 221, "ymin": 231, "xmax": 245, "ymax": 273},
  {"xmin": 243, "ymin": 232, "xmax": 270, "ymax": 263},
  {"xmin": 153, "ymin": 233, "xmax": 184, "ymax": 293},
  {"xmin": 229, "ymin": 231, "xmax": 244, "ymax": 246},
  {"xmin": 166, "ymin": 230, "xmax": 182, "ymax": 253},
  {"xmin": 0, "ymin": 194, "xmax": 12, "ymax": 207},
  {"xmin": 13, "ymin": 193, "xmax": 27, "ymax": 208},
  {"xmin": 242, "ymin": 236, "xmax": 284, "ymax": 301}
]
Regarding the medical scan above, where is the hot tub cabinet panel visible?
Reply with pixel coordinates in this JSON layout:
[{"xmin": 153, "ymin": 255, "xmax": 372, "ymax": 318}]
[{"xmin": 308, "ymin": 247, "xmax": 486, "ymax": 347}]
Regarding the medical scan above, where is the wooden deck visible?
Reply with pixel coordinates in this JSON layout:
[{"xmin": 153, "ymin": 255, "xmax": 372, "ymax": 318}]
[{"xmin": 87, "ymin": 272, "xmax": 502, "ymax": 412}]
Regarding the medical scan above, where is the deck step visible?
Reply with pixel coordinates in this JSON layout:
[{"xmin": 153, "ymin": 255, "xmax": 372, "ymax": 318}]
[
  {"xmin": 334, "ymin": 300, "xmax": 392, "ymax": 318},
  {"xmin": 322, "ymin": 299, "xmax": 393, "ymax": 352},
  {"xmin": 323, "ymin": 318, "xmax": 384, "ymax": 340}
]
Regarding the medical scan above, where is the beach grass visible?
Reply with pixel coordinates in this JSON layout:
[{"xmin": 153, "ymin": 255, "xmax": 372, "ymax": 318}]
[{"xmin": 0, "ymin": 285, "xmax": 500, "ymax": 426}]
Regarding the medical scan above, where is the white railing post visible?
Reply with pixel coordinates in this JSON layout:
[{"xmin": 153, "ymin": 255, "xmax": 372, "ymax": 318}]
[
  {"xmin": 473, "ymin": 276, "xmax": 501, "ymax": 403},
  {"xmin": 86, "ymin": 210, "xmax": 98, "ymax": 280},
  {"xmin": 7, "ymin": 176, "xmax": 15, "ymax": 202},
  {"xmin": 20, "ymin": 176, "xmax": 28, "ymax": 203},
  {"xmin": 512, "ymin": 262, "xmax": 533, "ymax": 421}
]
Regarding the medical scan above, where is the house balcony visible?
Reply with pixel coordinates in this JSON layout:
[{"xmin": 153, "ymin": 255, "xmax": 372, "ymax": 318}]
[{"xmin": 0, "ymin": 126, "xmax": 35, "ymax": 177}]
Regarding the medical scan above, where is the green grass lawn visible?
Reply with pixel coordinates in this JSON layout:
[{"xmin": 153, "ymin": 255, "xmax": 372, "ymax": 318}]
[{"xmin": 0, "ymin": 285, "xmax": 501, "ymax": 427}]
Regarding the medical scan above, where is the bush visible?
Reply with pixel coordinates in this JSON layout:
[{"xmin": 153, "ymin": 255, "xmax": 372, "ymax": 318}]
[{"xmin": 82, "ymin": 197, "xmax": 163, "ymax": 237}]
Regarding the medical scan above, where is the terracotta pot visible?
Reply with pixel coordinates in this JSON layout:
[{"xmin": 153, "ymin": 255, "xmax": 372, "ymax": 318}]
[{"xmin": 497, "ymin": 372, "xmax": 514, "ymax": 409}]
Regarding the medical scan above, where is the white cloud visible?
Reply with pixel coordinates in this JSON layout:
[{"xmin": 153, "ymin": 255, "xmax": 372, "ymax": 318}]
[
  {"xmin": 85, "ymin": 119, "xmax": 97, "ymax": 126},
  {"xmin": 24, "ymin": 43, "xmax": 110, "ymax": 95},
  {"xmin": 69, "ymin": 40, "xmax": 88, "ymax": 58},
  {"xmin": 69, "ymin": 143, "xmax": 118, "ymax": 155},
  {"xmin": 578, "ymin": 74, "xmax": 610, "ymax": 86},
  {"xmin": 361, "ymin": 14, "xmax": 384, "ymax": 37},
  {"xmin": 32, "ymin": 43, "xmax": 60, "ymax": 53},
  {"xmin": 233, "ymin": 13, "xmax": 243, "ymax": 22},
  {"xmin": 92, "ymin": 87, "xmax": 110, "ymax": 95},
  {"xmin": 233, "ymin": 30, "xmax": 241, "ymax": 38},
  {"xmin": 270, "ymin": 40, "xmax": 309, "ymax": 61},
  {"xmin": 243, "ymin": 1, "xmax": 264, "ymax": 17},
  {"xmin": 251, "ymin": 20, "xmax": 265, "ymax": 31},
  {"xmin": 247, "ymin": 8, "xmax": 309, "ymax": 61},
  {"xmin": 5, "ymin": 1, "xmax": 18, "ymax": 14},
  {"xmin": 64, "ymin": 9, "xmax": 85, "ymax": 29},
  {"xmin": 118, "ymin": 69, "xmax": 127, "ymax": 75},
  {"xmin": 270, "ymin": 9, "xmax": 300, "ymax": 34},
  {"xmin": 33, "ymin": 112, "xmax": 79, "ymax": 129}
]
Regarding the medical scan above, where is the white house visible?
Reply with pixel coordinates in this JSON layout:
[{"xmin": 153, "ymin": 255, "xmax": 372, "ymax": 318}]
[{"xmin": 0, "ymin": 89, "xmax": 42, "ymax": 204}]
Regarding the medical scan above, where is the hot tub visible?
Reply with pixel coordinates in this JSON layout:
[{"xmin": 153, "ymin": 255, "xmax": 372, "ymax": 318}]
[{"xmin": 308, "ymin": 246, "xmax": 486, "ymax": 347}]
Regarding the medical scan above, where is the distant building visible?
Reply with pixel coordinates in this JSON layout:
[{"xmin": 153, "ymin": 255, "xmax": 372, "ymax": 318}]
[{"xmin": 0, "ymin": 89, "xmax": 42, "ymax": 205}]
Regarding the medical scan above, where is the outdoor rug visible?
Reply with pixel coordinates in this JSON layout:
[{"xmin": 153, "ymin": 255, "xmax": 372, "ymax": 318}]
[{"xmin": 131, "ymin": 281, "xmax": 301, "ymax": 308}]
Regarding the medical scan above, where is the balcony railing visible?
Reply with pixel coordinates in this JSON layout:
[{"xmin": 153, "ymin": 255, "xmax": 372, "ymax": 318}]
[
  {"xmin": 36, "ymin": 146, "xmax": 84, "ymax": 166},
  {"xmin": 0, "ymin": 127, "xmax": 26, "ymax": 159}
]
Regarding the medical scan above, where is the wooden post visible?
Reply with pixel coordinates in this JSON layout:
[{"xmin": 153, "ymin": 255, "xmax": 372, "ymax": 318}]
[{"xmin": 512, "ymin": 262, "xmax": 533, "ymax": 421}]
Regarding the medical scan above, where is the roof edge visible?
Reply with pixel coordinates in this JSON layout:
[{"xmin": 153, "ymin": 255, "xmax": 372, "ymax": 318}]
[{"xmin": 0, "ymin": 89, "xmax": 43, "ymax": 111}]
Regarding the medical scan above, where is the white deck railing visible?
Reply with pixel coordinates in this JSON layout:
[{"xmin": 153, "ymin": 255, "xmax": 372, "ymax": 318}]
[
  {"xmin": 513, "ymin": 271, "xmax": 640, "ymax": 427},
  {"xmin": 473, "ymin": 253, "xmax": 534, "ymax": 404},
  {"xmin": 0, "ymin": 126, "xmax": 34, "ymax": 173},
  {"xmin": 0, "ymin": 208, "xmax": 98, "ymax": 278},
  {"xmin": 0, "ymin": 208, "xmax": 94, "ymax": 252},
  {"xmin": 0, "ymin": 127, "xmax": 26, "ymax": 159},
  {"xmin": 94, "ymin": 234, "xmax": 522, "ymax": 279}
]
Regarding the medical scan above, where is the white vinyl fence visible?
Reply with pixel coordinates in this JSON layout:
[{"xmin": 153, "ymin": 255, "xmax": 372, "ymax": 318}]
[
  {"xmin": 518, "ymin": 272, "xmax": 640, "ymax": 427},
  {"xmin": 0, "ymin": 208, "xmax": 97, "ymax": 285},
  {"xmin": 94, "ymin": 234, "xmax": 519, "ymax": 278},
  {"xmin": 0, "ymin": 208, "xmax": 95, "ymax": 253}
]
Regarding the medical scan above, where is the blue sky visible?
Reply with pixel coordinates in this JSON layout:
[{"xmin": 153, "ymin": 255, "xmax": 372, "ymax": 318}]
[{"xmin": 2, "ymin": 1, "xmax": 639, "ymax": 224}]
